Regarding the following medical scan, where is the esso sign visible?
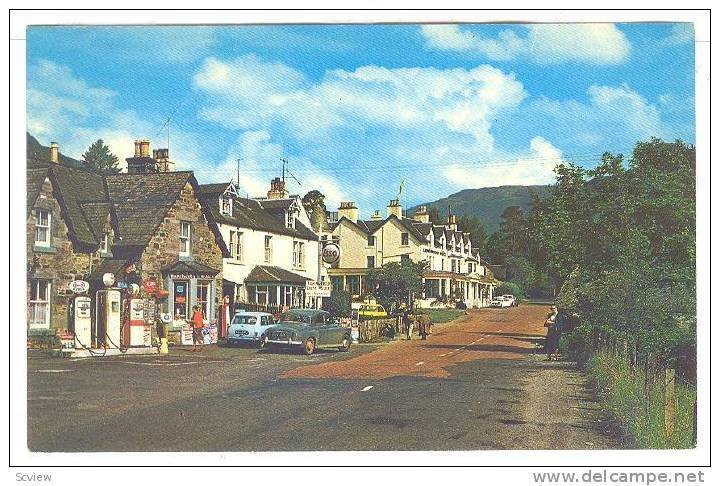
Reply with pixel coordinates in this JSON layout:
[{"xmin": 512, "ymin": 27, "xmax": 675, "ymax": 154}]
[
  {"xmin": 321, "ymin": 242, "xmax": 341, "ymax": 265},
  {"xmin": 68, "ymin": 280, "xmax": 90, "ymax": 294}
]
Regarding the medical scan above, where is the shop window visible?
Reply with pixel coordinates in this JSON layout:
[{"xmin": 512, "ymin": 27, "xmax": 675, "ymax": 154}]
[
  {"xmin": 173, "ymin": 281, "xmax": 189, "ymax": 318},
  {"xmin": 29, "ymin": 279, "xmax": 51, "ymax": 328},
  {"xmin": 264, "ymin": 235, "xmax": 272, "ymax": 263},
  {"xmin": 196, "ymin": 281, "xmax": 210, "ymax": 319},
  {"xmin": 229, "ymin": 230, "xmax": 243, "ymax": 262},
  {"xmin": 401, "ymin": 232, "xmax": 409, "ymax": 246},
  {"xmin": 179, "ymin": 222, "xmax": 191, "ymax": 257},
  {"xmin": 346, "ymin": 275, "xmax": 360, "ymax": 295},
  {"xmin": 330, "ymin": 276, "xmax": 344, "ymax": 292},
  {"xmin": 255, "ymin": 285, "xmax": 269, "ymax": 305},
  {"xmin": 34, "ymin": 209, "xmax": 51, "ymax": 247}
]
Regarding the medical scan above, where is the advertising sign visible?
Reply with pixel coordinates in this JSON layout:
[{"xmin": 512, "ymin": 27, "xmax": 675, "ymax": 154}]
[
  {"xmin": 68, "ymin": 280, "xmax": 90, "ymax": 294},
  {"xmin": 143, "ymin": 278, "xmax": 158, "ymax": 294},
  {"xmin": 305, "ymin": 280, "xmax": 332, "ymax": 297},
  {"xmin": 321, "ymin": 242, "xmax": 341, "ymax": 265}
]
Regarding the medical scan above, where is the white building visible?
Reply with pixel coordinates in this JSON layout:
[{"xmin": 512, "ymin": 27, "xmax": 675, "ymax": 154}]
[{"xmin": 198, "ymin": 178, "xmax": 325, "ymax": 309}]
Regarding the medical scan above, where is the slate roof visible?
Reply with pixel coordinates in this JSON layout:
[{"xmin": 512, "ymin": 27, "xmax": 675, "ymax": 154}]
[
  {"xmin": 27, "ymin": 167, "xmax": 49, "ymax": 216},
  {"xmin": 89, "ymin": 257, "xmax": 130, "ymax": 280},
  {"xmin": 79, "ymin": 201, "xmax": 112, "ymax": 240},
  {"xmin": 106, "ymin": 171, "xmax": 194, "ymax": 247},
  {"xmin": 245, "ymin": 265, "xmax": 311, "ymax": 284},
  {"xmin": 161, "ymin": 259, "xmax": 220, "ymax": 277},
  {"xmin": 198, "ymin": 184, "xmax": 318, "ymax": 241}
]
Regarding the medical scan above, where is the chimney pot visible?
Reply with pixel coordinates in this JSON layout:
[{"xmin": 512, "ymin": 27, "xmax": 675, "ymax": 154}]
[
  {"xmin": 134, "ymin": 139, "xmax": 142, "ymax": 157},
  {"xmin": 140, "ymin": 139, "xmax": 151, "ymax": 157},
  {"xmin": 387, "ymin": 199, "xmax": 403, "ymax": 218},
  {"xmin": 338, "ymin": 201, "xmax": 359, "ymax": 222},
  {"xmin": 49, "ymin": 142, "xmax": 59, "ymax": 164}
]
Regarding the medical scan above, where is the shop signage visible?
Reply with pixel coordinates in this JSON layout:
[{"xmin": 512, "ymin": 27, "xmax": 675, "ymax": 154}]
[
  {"xmin": 321, "ymin": 242, "xmax": 341, "ymax": 265},
  {"xmin": 68, "ymin": 280, "xmax": 90, "ymax": 294},
  {"xmin": 143, "ymin": 278, "xmax": 158, "ymax": 294},
  {"xmin": 305, "ymin": 280, "xmax": 332, "ymax": 297},
  {"xmin": 168, "ymin": 273, "xmax": 215, "ymax": 280}
]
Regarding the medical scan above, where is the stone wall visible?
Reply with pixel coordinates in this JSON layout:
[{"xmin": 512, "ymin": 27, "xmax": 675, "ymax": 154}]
[{"xmin": 26, "ymin": 176, "xmax": 100, "ymax": 332}]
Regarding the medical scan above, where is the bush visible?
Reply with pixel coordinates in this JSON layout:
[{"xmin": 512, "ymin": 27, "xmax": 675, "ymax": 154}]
[
  {"xmin": 495, "ymin": 281, "xmax": 523, "ymax": 299},
  {"xmin": 323, "ymin": 289, "xmax": 352, "ymax": 317},
  {"xmin": 587, "ymin": 351, "xmax": 696, "ymax": 449}
]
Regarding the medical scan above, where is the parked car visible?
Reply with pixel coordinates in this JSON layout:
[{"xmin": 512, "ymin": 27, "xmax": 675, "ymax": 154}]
[
  {"xmin": 358, "ymin": 303, "xmax": 388, "ymax": 320},
  {"xmin": 260, "ymin": 309, "xmax": 352, "ymax": 355},
  {"xmin": 491, "ymin": 295, "xmax": 515, "ymax": 308},
  {"xmin": 227, "ymin": 311, "xmax": 275, "ymax": 345},
  {"xmin": 502, "ymin": 294, "xmax": 518, "ymax": 307}
]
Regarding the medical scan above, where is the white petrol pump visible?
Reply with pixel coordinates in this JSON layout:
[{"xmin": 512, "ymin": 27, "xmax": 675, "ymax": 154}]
[
  {"xmin": 72, "ymin": 295, "xmax": 92, "ymax": 349},
  {"xmin": 95, "ymin": 273, "xmax": 122, "ymax": 349}
]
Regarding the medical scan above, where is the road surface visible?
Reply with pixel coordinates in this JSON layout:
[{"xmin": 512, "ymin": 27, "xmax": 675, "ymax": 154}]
[{"xmin": 27, "ymin": 304, "xmax": 619, "ymax": 451}]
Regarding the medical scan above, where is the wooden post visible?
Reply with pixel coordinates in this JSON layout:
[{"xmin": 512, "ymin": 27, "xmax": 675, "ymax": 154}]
[{"xmin": 664, "ymin": 367, "xmax": 676, "ymax": 438}]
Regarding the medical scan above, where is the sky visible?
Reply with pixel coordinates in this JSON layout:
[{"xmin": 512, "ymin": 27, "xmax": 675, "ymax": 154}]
[{"xmin": 26, "ymin": 23, "xmax": 695, "ymax": 216}]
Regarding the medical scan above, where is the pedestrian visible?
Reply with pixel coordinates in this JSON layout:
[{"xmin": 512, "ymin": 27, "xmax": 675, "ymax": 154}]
[
  {"xmin": 191, "ymin": 305, "xmax": 205, "ymax": 352},
  {"xmin": 403, "ymin": 309, "xmax": 413, "ymax": 340},
  {"xmin": 419, "ymin": 314, "xmax": 430, "ymax": 340},
  {"xmin": 544, "ymin": 305, "xmax": 559, "ymax": 360}
]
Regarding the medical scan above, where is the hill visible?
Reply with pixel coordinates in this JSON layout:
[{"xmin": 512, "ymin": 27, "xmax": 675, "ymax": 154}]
[
  {"xmin": 27, "ymin": 132, "xmax": 83, "ymax": 168},
  {"xmin": 410, "ymin": 185, "xmax": 549, "ymax": 233}
]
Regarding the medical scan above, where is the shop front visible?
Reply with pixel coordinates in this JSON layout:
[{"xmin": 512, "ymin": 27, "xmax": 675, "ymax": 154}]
[{"xmin": 243, "ymin": 265, "xmax": 311, "ymax": 309}]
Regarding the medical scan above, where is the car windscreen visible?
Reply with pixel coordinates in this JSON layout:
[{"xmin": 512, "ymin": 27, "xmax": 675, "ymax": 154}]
[
  {"xmin": 279, "ymin": 312, "xmax": 310, "ymax": 324},
  {"xmin": 232, "ymin": 315, "xmax": 258, "ymax": 325}
]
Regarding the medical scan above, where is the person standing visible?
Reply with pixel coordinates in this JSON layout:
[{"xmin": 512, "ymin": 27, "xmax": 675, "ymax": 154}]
[
  {"xmin": 403, "ymin": 309, "xmax": 413, "ymax": 340},
  {"xmin": 544, "ymin": 305, "xmax": 559, "ymax": 360},
  {"xmin": 191, "ymin": 305, "xmax": 205, "ymax": 352}
]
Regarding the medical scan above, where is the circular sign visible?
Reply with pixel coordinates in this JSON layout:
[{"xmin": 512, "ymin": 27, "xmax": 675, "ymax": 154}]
[
  {"xmin": 102, "ymin": 273, "xmax": 116, "ymax": 287},
  {"xmin": 68, "ymin": 280, "xmax": 90, "ymax": 294},
  {"xmin": 321, "ymin": 242, "xmax": 341, "ymax": 265}
]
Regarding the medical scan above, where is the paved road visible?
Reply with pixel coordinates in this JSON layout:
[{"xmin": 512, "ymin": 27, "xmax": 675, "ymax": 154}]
[{"xmin": 27, "ymin": 305, "xmax": 619, "ymax": 451}]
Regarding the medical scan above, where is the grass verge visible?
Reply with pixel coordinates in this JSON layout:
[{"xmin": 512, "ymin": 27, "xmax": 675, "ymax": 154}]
[
  {"xmin": 587, "ymin": 351, "xmax": 696, "ymax": 449},
  {"xmin": 416, "ymin": 308, "xmax": 466, "ymax": 324}
]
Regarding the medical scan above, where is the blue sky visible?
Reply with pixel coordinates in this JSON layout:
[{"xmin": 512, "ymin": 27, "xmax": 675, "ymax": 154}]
[{"xmin": 27, "ymin": 23, "xmax": 695, "ymax": 215}]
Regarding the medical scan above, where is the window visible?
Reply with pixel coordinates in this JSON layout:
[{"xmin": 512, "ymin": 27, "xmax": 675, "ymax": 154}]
[
  {"xmin": 179, "ymin": 221, "xmax": 191, "ymax": 256},
  {"xmin": 220, "ymin": 197, "xmax": 233, "ymax": 216},
  {"xmin": 368, "ymin": 235, "xmax": 376, "ymax": 247},
  {"xmin": 401, "ymin": 254, "xmax": 411, "ymax": 265},
  {"xmin": 34, "ymin": 209, "xmax": 51, "ymax": 247},
  {"xmin": 100, "ymin": 231, "xmax": 112, "ymax": 254},
  {"xmin": 330, "ymin": 276, "xmax": 344, "ymax": 292},
  {"xmin": 451, "ymin": 259, "xmax": 457, "ymax": 273},
  {"xmin": 29, "ymin": 279, "xmax": 51, "ymax": 328},
  {"xmin": 346, "ymin": 275, "xmax": 360, "ymax": 295},
  {"xmin": 196, "ymin": 281, "xmax": 210, "ymax": 319},
  {"xmin": 293, "ymin": 241, "xmax": 305, "ymax": 269},
  {"xmin": 229, "ymin": 230, "xmax": 243, "ymax": 262},
  {"xmin": 173, "ymin": 281, "xmax": 189, "ymax": 318},
  {"xmin": 367, "ymin": 256, "xmax": 375, "ymax": 268},
  {"xmin": 286, "ymin": 210, "xmax": 296, "ymax": 229},
  {"xmin": 264, "ymin": 235, "xmax": 272, "ymax": 262},
  {"xmin": 401, "ymin": 232, "xmax": 409, "ymax": 246}
]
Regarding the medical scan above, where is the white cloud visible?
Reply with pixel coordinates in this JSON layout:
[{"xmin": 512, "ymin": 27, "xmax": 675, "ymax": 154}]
[
  {"xmin": 421, "ymin": 24, "xmax": 631, "ymax": 64},
  {"xmin": 27, "ymin": 59, "xmax": 204, "ymax": 172},
  {"xmin": 663, "ymin": 24, "xmax": 694, "ymax": 46}
]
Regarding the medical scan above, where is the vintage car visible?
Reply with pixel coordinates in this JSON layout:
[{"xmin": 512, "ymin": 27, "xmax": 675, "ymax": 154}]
[
  {"xmin": 260, "ymin": 309, "xmax": 352, "ymax": 355},
  {"xmin": 491, "ymin": 295, "xmax": 516, "ymax": 308},
  {"xmin": 227, "ymin": 311, "xmax": 275, "ymax": 345},
  {"xmin": 358, "ymin": 303, "xmax": 388, "ymax": 320}
]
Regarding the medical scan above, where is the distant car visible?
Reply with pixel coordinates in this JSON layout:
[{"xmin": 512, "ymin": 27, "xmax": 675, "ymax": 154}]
[
  {"xmin": 260, "ymin": 309, "xmax": 352, "ymax": 355},
  {"xmin": 227, "ymin": 312, "xmax": 275, "ymax": 345},
  {"xmin": 502, "ymin": 295, "xmax": 518, "ymax": 307},
  {"xmin": 491, "ymin": 295, "xmax": 515, "ymax": 308},
  {"xmin": 358, "ymin": 303, "xmax": 388, "ymax": 319}
]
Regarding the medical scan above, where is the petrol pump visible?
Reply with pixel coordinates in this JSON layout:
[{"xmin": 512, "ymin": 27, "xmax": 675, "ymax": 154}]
[
  {"xmin": 95, "ymin": 273, "xmax": 122, "ymax": 349},
  {"xmin": 68, "ymin": 279, "xmax": 92, "ymax": 349},
  {"xmin": 123, "ymin": 284, "xmax": 151, "ymax": 347}
]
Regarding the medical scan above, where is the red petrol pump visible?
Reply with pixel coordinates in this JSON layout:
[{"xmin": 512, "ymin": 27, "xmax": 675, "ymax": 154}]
[{"xmin": 123, "ymin": 284, "xmax": 151, "ymax": 347}]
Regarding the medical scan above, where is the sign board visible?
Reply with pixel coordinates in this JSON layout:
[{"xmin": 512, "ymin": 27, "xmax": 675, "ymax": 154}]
[
  {"xmin": 321, "ymin": 242, "xmax": 341, "ymax": 265},
  {"xmin": 143, "ymin": 278, "xmax": 158, "ymax": 294},
  {"xmin": 130, "ymin": 299, "xmax": 145, "ymax": 321},
  {"xmin": 68, "ymin": 280, "xmax": 89, "ymax": 294},
  {"xmin": 305, "ymin": 280, "xmax": 332, "ymax": 297}
]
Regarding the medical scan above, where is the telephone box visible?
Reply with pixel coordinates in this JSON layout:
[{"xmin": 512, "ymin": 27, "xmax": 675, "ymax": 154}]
[
  {"xmin": 95, "ymin": 289, "xmax": 121, "ymax": 348},
  {"xmin": 72, "ymin": 295, "xmax": 92, "ymax": 349},
  {"xmin": 124, "ymin": 298, "xmax": 151, "ymax": 347}
]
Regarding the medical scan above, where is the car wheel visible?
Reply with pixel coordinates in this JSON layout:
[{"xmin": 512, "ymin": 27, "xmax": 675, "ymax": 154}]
[
  {"xmin": 303, "ymin": 337, "xmax": 316, "ymax": 355},
  {"xmin": 339, "ymin": 336, "xmax": 351, "ymax": 352},
  {"xmin": 259, "ymin": 336, "xmax": 268, "ymax": 350}
]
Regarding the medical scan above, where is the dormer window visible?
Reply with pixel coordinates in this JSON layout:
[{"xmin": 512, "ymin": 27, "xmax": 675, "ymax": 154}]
[
  {"xmin": 220, "ymin": 196, "xmax": 232, "ymax": 216},
  {"xmin": 100, "ymin": 231, "xmax": 113, "ymax": 255},
  {"xmin": 286, "ymin": 210, "xmax": 296, "ymax": 229}
]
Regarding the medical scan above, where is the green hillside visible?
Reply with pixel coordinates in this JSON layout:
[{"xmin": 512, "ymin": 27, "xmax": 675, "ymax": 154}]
[{"xmin": 410, "ymin": 185, "xmax": 549, "ymax": 233}]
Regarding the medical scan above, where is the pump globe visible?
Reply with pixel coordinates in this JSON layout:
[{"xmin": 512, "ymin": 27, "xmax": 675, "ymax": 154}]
[{"xmin": 102, "ymin": 273, "xmax": 115, "ymax": 287}]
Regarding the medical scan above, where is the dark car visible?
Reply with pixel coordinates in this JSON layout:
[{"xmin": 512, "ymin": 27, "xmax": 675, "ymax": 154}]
[{"xmin": 260, "ymin": 309, "xmax": 352, "ymax": 355}]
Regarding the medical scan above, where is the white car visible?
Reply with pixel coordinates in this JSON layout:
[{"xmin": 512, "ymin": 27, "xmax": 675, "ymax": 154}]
[
  {"xmin": 227, "ymin": 311, "xmax": 275, "ymax": 345},
  {"xmin": 491, "ymin": 295, "xmax": 516, "ymax": 308}
]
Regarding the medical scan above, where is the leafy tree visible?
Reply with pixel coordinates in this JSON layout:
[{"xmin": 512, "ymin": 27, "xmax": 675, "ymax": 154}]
[
  {"xmin": 495, "ymin": 281, "xmax": 523, "ymax": 299},
  {"xmin": 365, "ymin": 259, "xmax": 427, "ymax": 313},
  {"xmin": 323, "ymin": 289, "xmax": 352, "ymax": 317},
  {"xmin": 457, "ymin": 214, "xmax": 487, "ymax": 254},
  {"xmin": 302, "ymin": 190, "xmax": 327, "ymax": 233},
  {"xmin": 82, "ymin": 139, "xmax": 120, "ymax": 174}
]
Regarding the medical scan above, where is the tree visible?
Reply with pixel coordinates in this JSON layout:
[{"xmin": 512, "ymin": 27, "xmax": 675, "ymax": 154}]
[
  {"xmin": 427, "ymin": 206, "xmax": 442, "ymax": 225},
  {"xmin": 82, "ymin": 139, "xmax": 120, "ymax": 174},
  {"xmin": 457, "ymin": 214, "xmax": 487, "ymax": 254},
  {"xmin": 365, "ymin": 260, "xmax": 427, "ymax": 312},
  {"xmin": 323, "ymin": 289, "xmax": 352, "ymax": 317},
  {"xmin": 302, "ymin": 190, "xmax": 327, "ymax": 233}
]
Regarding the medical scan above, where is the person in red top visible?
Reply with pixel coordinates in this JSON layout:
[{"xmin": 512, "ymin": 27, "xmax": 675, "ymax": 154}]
[{"xmin": 191, "ymin": 305, "xmax": 205, "ymax": 352}]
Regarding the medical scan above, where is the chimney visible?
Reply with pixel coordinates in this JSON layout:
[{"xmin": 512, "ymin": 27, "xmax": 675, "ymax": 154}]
[
  {"xmin": 447, "ymin": 214, "xmax": 457, "ymax": 231},
  {"xmin": 267, "ymin": 177, "xmax": 288, "ymax": 200},
  {"xmin": 134, "ymin": 139, "xmax": 142, "ymax": 157},
  {"xmin": 413, "ymin": 205, "xmax": 430, "ymax": 224},
  {"xmin": 338, "ymin": 201, "xmax": 359, "ymax": 222},
  {"xmin": 387, "ymin": 199, "xmax": 402, "ymax": 218},
  {"xmin": 49, "ymin": 142, "xmax": 59, "ymax": 164},
  {"xmin": 370, "ymin": 210, "xmax": 382, "ymax": 220},
  {"xmin": 140, "ymin": 139, "xmax": 151, "ymax": 157},
  {"xmin": 153, "ymin": 148, "xmax": 175, "ymax": 172}
]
